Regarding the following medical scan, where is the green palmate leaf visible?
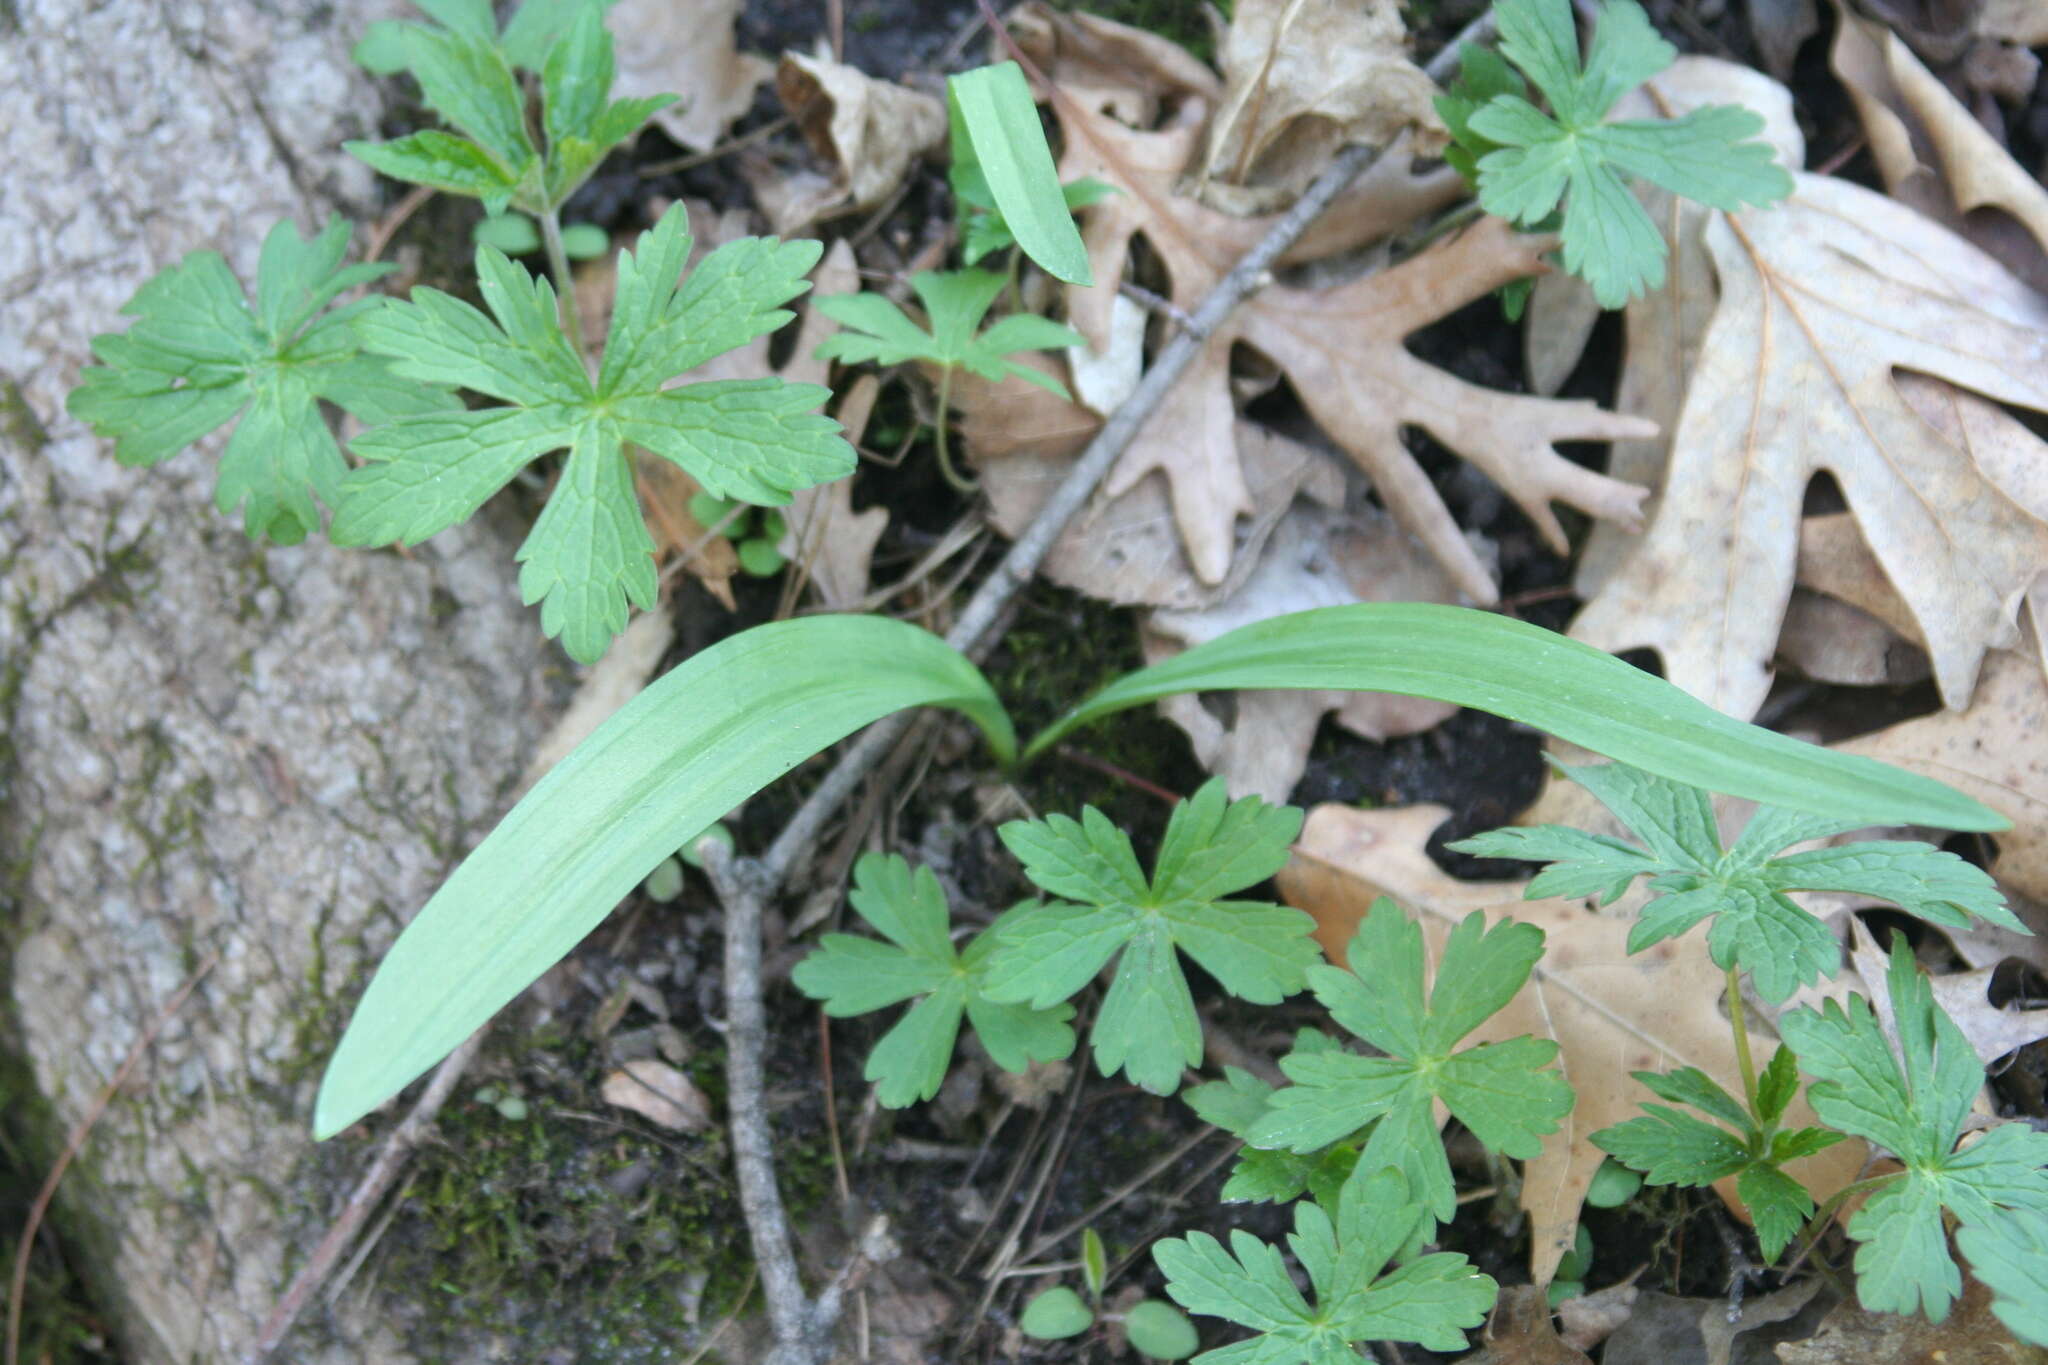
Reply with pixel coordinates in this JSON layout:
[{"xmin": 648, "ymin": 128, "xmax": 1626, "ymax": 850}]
[
  {"xmin": 1154, "ymin": 1168, "xmax": 1496, "ymax": 1360},
  {"xmin": 947, "ymin": 62, "xmax": 1093, "ymax": 285},
  {"xmin": 1589, "ymin": 1050, "xmax": 1839, "ymax": 1261},
  {"xmin": 1778, "ymin": 934, "xmax": 2048, "ymax": 1323},
  {"xmin": 813, "ymin": 269, "xmax": 1084, "ymax": 397},
  {"xmin": 1956, "ymin": 1211, "xmax": 2048, "ymax": 1346},
  {"xmin": 1447, "ymin": 0, "xmax": 1792, "ymax": 307},
  {"xmin": 1452, "ymin": 761, "xmax": 2024, "ymax": 1002},
  {"xmin": 1023, "ymin": 605, "xmax": 2004, "ymax": 833},
  {"xmin": 791, "ymin": 853, "xmax": 1075, "ymax": 1105},
  {"xmin": 348, "ymin": 1, "xmax": 669, "ymax": 214},
  {"xmin": 66, "ymin": 218, "xmax": 454, "ymax": 544},
  {"xmin": 336, "ymin": 203, "xmax": 850, "ymax": 661},
  {"xmin": 981, "ymin": 780, "xmax": 1320, "ymax": 1094},
  {"xmin": 314, "ymin": 615, "xmax": 1014, "ymax": 1138},
  {"xmin": 1185, "ymin": 1060, "xmax": 1360, "ymax": 1205},
  {"xmin": 1248, "ymin": 900, "xmax": 1573, "ymax": 1228}
]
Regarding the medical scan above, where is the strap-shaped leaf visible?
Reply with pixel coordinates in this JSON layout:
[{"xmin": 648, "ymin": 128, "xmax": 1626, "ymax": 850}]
[
  {"xmin": 1024, "ymin": 604, "xmax": 2003, "ymax": 831},
  {"xmin": 314, "ymin": 616, "xmax": 1014, "ymax": 1137},
  {"xmin": 947, "ymin": 62, "xmax": 1092, "ymax": 286}
]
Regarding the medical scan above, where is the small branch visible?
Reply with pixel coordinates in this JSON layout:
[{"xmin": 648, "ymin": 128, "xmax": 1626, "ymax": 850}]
[{"xmin": 246, "ymin": 1028, "xmax": 487, "ymax": 1363}]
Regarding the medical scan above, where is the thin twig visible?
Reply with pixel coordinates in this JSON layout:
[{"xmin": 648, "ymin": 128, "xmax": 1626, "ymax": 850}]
[
  {"xmin": 704, "ymin": 82, "xmax": 1482, "ymax": 1356},
  {"xmin": 7, "ymin": 954, "xmax": 216, "ymax": 1365}
]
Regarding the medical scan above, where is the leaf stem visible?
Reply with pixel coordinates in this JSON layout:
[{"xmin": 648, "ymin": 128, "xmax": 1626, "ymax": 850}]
[
  {"xmin": 931, "ymin": 365, "xmax": 976, "ymax": 494},
  {"xmin": 1726, "ymin": 963, "xmax": 1761, "ymax": 1117},
  {"xmin": 540, "ymin": 208, "xmax": 592, "ymax": 370}
]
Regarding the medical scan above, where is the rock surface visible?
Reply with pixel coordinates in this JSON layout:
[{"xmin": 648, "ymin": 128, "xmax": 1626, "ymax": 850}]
[{"xmin": 1, "ymin": 1, "xmax": 555, "ymax": 1359}]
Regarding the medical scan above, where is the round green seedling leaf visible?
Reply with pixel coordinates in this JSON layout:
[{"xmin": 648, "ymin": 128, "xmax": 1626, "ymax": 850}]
[
  {"xmin": 1555, "ymin": 1223, "xmax": 1594, "ymax": 1282},
  {"xmin": 739, "ymin": 538, "xmax": 786, "ymax": 576},
  {"xmin": 474, "ymin": 212, "xmax": 543, "ymax": 255},
  {"xmin": 1585, "ymin": 1158, "xmax": 1644, "ymax": 1208},
  {"xmin": 1126, "ymin": 1299, "xmax": 1198, "ymax": 1360},
  {"xmin": 677, "ymin": 823, "xmax": 734, "ymax": 870},
  {"xmin": 495, "ymin": 1095, "xmax": 529, "ymax": 1120},
  {"xmin": 688, "ymin": 490, "xmax": 739, "ymax": 529},
  {"xmin": 560, "ymin": 223, "xmax": 608, "ymax": 260},
  {"xmin": 1548, "ymin": 1279, "xmax": 1586, "ymax": 1307},
  {"xmin": 1020, "ymin": 1286, "xmax": 1092, "ymax": 1340},
  {"xmin": 643, "ymin": 856, "xmax": 685, "ymax": 902},
  {"xmin": 757, "ymin": 509, "xmax": 788, "ymax": 543}
]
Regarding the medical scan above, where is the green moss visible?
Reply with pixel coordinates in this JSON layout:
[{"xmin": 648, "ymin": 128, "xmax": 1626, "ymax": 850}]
[
  {"xmin": 985, "ymin": 580, "xmax": 1204, "ymax": 842},
  {"xmin": 335, "ymin": 1027, "xmax": 831, "ymax": 1363},
  {"xmin": 0, "ymin": 378, "xmax": 48, "ymax": 454}
]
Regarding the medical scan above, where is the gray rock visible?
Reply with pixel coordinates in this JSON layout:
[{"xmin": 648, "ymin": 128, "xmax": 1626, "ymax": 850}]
[{"xmin": 1, "ymin": 1, "xmax": 556, "ymax": 1359}]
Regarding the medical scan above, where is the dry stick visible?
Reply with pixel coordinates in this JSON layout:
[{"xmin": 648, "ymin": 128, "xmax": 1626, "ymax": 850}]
[
  {"xmin": 246, "ymin": 1026, "xmax": 487, "ymax": 1363},
  {"xmin": 708, "ymin": 98, "xmax": 1479, "ymax": 1361},
  {"xmin": 6, "ymin": 953, "xmax": 217, "ymax": 1365}
]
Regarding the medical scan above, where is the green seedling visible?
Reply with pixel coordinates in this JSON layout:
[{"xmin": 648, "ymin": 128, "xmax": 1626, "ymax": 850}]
[
  {"xmin": 1018, "ymin": 1229, "xmax": 1198, "ymax": 1360},
  {"xmin": 1549, "ymin": 1223, "xmax": 1594, "ymax": 1304},
  {"xmin": 1154, "ymin": 1166, "xmax": 1497, "ymax": 1359},
  {"xmin": 1452, "ymin": 760, "xmax": 2020, "ymax": 1005},
  {"xmin": 346, "ymin": 2, "xmax": 668, "ymax": 221},
  {"xmin": 1437, "ymin": 0, "xmax": 1793, "ymax": 306},
  {"xmin": 1592, "ymin": 1046, "xmax": 1841, "ymax": 1260},
  {"xmin": 1780, "ymin": 934, "xmax": 2048, "ymax": 1324},
  {"xmin": 332, "ymin": 203, "xmax": 851, "ymax": 661},
  {"xmin": 65, "ymin": 219, "xmax": 456, "ymax": 544},
  {"xmin": 814, "ymin": 268, "xmax": 1081, "ymax": 492},
  {"xmin": 1184, "ymin": 1034, "xmax": 1361, "ymax": 1207},
  {"xmin": 979, "ymin": 779, "xmax": 1323, "ymax": 1095},
  {"xmin": 642, "ymin": 856, "xmax": 684, "ymax": 902},
  {"xmin": 1020, "ymin": 1286, "xmax": 1092, "ymax": 1340},
  {"xmin": 1248, "ymin": 900, "xmax": 1574, "ymax": 1234},
  {"xmin": 791, "ymin": 852, "xmax": 1075, "ymax": 1105},
  {"xmin": 946, "ymin": 61, "xmax": 1093, "ymax": 285},
  {"xmin": 1582, "ymin": 1156, "xmax": 1644, "ymax": 1209}
]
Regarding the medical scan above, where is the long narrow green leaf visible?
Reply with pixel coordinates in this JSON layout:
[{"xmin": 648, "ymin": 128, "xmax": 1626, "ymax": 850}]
[
  {"xmin": 314, "ymin": 616, "xmax": 1014, "ymax": 1137},
  {"xmin": 1023, "ymin": 605, "xmax": 2003, "ymax": 832},
  {"xmin": 948, "ymin": 62, "xmax": 1092, "ymax": 286}
]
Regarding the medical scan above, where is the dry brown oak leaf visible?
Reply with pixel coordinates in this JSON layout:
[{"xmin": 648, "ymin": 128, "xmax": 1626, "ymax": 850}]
[
  {"xmin": 1570, "ymin": 168, "xmax": 2048, "ymax": 722},
  {"xmin": 1278, "ymin": 803, "xmax": 1865, "ymax": 1285},
  {"xmin": 1052, "ymin": 92, "xmax": 1652, "ymax": 595}
]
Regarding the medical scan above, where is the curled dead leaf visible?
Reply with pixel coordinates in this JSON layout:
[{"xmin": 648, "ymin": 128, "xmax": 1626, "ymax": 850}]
[
  {"xmin": 607, "ymin": 0, "xmax": 769, "ymax": 153},
  {"xmin": 601, "ymin": 1058, "xmax": 712, "ymax": 1132},
  {"xmin": 1199, "ymin": 0, "xmax": 1446, "ymax": 214},
  {"xmin": 775, "ymin": 51, "xmax": 947, "ymax": 219}
]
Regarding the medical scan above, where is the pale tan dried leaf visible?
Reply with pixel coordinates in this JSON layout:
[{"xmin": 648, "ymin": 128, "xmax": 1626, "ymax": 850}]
[
  {"xmin": 1979, "ymin": 0, "xmax": 2048, "ymax": 46},
  {"xmin": 1830, "ymin": 1, "xmax": 2048, "ymax": 290},
  {"xmin": 601, "ymin": 1058, "xmax": 712, "ymax": 1132},
  {"xmin": 608, "ymin": 0, "xmax": 769, "ymax": 153},
  {"xmin": 775, "ymin": 51, "xmax": 946, "ymax": 217},
  {"xmin": 1778, "ymin": 589, "xmax": 1928, "ymax": 688},
  {"xmin": 1052, "ymin": 91, "xmax": 1646, "ymax": 593},
  {"xmin": 518, "ymin": 610, "xmax": 675, "ymax": 793},
  {"xmin": 1144, "ymin": 502, "xmax": 1473, "ymax": 801},
  {"xmin": 1795, "ymin": 512, "xmax": 1921, "ymax": 645},
  {"xmin": 1280, "ymin": 804, "xmax": 1864, "ymax": 1285},
  {"xmin": 1603, "ymin": 1281, "xmax": 1827, "ymax": 1365},
  {"xmin": 1775, "ymin": 1276, "xmax": 2047, "ymax": 1364},
  {"xmin": 1845, "ymin": 919, "xmax": 2048, "ymax": 1066},
  {"xmin": 1458, "ymin": 1284, "xmax": 1594, "ymax": 1364},
  {"xmin": 976, "ymin": 416, "xmax": 1339, "ymax": 608},
  {"xmin": 1569, "ymin": 58, "xmax": 1799, "ymax": 601},
  {"xmin": 739, "ymin": 157, "xmax": 843, "ymax": 238},
  {"xmin": 1570, "ymin": 168, "xmax": 2048, "ymax": 719},
  {"xmin": 953, "ymin": 354, "xmax": 1102, "ymax": 466},
  {"xmin": 1199, "ymin": 0, "xmax": 1445, "ymax": 213},
  {"xmin": 638, "ymin": 455, "xmax": 739, "ymax": 608},
  {"xmin": 1834, "ymin": 646, "xmax": 2048, "ymax": 919},
  {"xmin": 1524, "ymin": 268, "xmax": 1602, "ymax": 398},
  {"xmin": 1009, "ymin": 0, "xmax": 1220, "ymax": 127},
  {"xmin": 781, "ymin": 374, "xmax": 886, "ymax": 610}
]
